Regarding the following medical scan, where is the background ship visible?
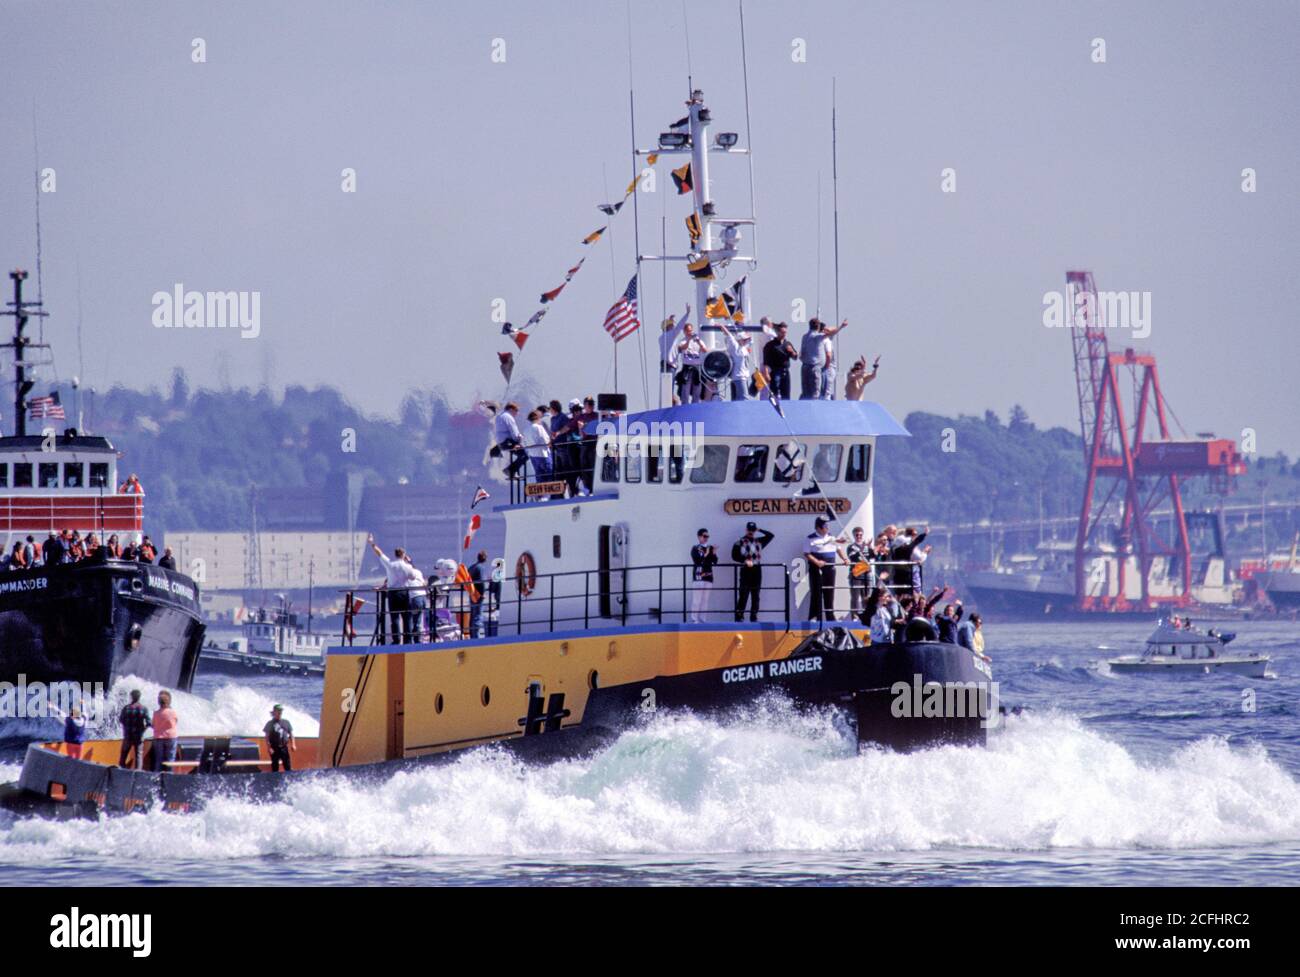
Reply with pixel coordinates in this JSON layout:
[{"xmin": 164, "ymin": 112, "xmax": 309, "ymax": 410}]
[
  {"xmin": 1253, "ymin": 535, "xmax": 1300, "ymax": 611},
  {"xmin": 0, "ymin": 269, "xmax": 205, "ymax": 691},
  {"xmin": 963, "ymin": 271, "xmax": 1249, "ymax": 619}
]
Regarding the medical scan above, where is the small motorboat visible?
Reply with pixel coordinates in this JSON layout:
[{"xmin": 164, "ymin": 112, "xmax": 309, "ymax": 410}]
[{"xmin": 1106, "ymin": 619, "xmax": 1269, "ymax": 678}]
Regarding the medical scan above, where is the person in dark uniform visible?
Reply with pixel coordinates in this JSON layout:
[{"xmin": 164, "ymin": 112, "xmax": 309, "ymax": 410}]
[
  {"xmin": 118, "ymin": 689, "xmax": 151, "ymax": 769},
  {"xmin": 263, "ymin": 704, "xmax": 296, "ymax": 772},
  {"xmin": 761, "ymin": 322, "xmax": 798, "ymax": 400},
  {"xmin": 732, "ymin": 521, "xmax": 775, "ymax": 622}
]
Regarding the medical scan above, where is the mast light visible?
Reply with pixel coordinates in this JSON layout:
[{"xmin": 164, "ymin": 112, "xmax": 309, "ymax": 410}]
[
  {"xmin": 714, "ymin": 132, "xmax": 739, "ymax": 149},
  {"xmin": 658, "ymin": 132, "xmax": 690, "ymax": 149}
]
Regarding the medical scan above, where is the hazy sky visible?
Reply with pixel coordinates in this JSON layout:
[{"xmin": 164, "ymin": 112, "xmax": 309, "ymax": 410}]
[{"xmin": 2, "ymin": 1, "xmax": 1298, "ymax": 451}]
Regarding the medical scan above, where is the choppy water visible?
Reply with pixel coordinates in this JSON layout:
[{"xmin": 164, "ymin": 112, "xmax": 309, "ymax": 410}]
[{"xmin": 1, "ymin": 620, "xmax": 1297, "ymax": 885}]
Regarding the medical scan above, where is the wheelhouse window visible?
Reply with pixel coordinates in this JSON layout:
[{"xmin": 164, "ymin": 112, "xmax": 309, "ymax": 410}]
[
  {"xmin": 89, "ymin": 463, "xmax": 109, "ymax": 488},
  {"xmin": 688, "ymin": 444, "xmax": 730, "ymax": 484},
  {"xmin": 0, "ymin": 464, "xmax": 7, "ymax": 488},
  {"xmin": 647, "ymin": 448, "xmax": 663, "ymax": 483},
  {"xmin": 772, "ymin": 442, "xmax": 806, "ymax": 484},
  {"xmin": 812, "ymin": 443, "xmax": 843, "ymax": 483},
  {"xmin": 39, "ymin": 462, "xmax": 59, "ymax": 488},
  {"xmin": 13, "ymin": 463, "xmax": 32, "ymax": 488},
  {"xmin": 667, "ymin": 444, "xmax": 685, "ymax": 484},
  {"xmin": 846, "ymin": 443, "xmax": 872, "ymax": 482},
  {"xmin": 63, "ymin": 462, "xmax": 84, "ymax": 488},
  {"xmin": 600, "ymin": 443, "xmax": 620, "ymax": 483},
  {"xmin": 624, "ymin": 445, "xmax": 642, "ymax": 483},
  {"xmin": 734, "ymin": 444, "xmax": 768, "ymax": 483}
]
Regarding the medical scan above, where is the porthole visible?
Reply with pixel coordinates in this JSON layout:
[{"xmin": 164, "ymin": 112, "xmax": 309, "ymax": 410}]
[
  {"xmin": 434, "ymin": 693, "xmax": 444, "ymax": 715},
  {"xmin": 480, "ymin": 685, "xmax": 491, "ymax": 707},
  {"xmin": 588, "ymin": 669, "xmax": 600, "ymax": 690}
]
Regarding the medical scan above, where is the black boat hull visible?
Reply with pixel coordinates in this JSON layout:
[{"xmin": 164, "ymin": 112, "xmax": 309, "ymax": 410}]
[{"xmin": 0, "ymin": 562, "xmax": 205, "ymax": 693}]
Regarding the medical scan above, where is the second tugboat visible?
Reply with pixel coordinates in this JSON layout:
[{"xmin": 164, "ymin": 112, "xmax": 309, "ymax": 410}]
[
  {"xmin": 2, "ymin": 90, "xmax": 995, "ymax": 818},
  {"xmin": 0, "ymin": 269, "xmax": 205, "ymax": 694}
]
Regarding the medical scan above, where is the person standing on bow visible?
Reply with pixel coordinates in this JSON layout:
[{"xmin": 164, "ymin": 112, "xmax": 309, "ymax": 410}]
[
  {"xmin": 804, "ymin": 515, "xmax": 844, "ymax": 622},
  {"xmin": 732, "ymin": 521, "xmax": 775, "ymax": 622},
  {"xmin": 688, "ymin": 528, "xmax": 718, "ymax": 623},
  {"xmin": 264, "ymin": 704, "xmax": 296, "ymax": 773}
]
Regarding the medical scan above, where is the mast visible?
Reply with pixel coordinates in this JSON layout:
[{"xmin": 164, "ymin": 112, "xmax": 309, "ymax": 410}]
[
  {"xmin": 832, "ymin": 78, "xmax": 841, "ymax": 328},
  {"xmin": 1, "ymin": 269, "xmax": 49, "ymax": 438},
  {"xmin": 687, "ymin": 89, "xmax": 714, "ymax": 340}
]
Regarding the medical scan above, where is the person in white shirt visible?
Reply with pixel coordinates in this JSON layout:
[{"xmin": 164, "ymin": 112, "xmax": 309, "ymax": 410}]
[
  {"xmin": 819, "ymin": 319, "xmax": 849, "ymax": 401},
  {"xmin": 803, "ymin": 515, "xmax": 844, "ymax": 622},
  {"xmin": 493, "ymin": 402, "xmax": 527, "ymax": 478},
  {"xmin": 404, "ymin": 553, "xmax": 430, "ymax": 642},
  {"xmin": 870, "ymin": 589, "xmax": 897, "ymax": 644},
  {"xmin": 718, "ymin": 321, "xmax": 754, "ymax": 400},
  {"xmin": 369, "ymin": 534, "xmax": 419, "ymax": 643},
  {"xmin": 658, "ymin": 305, "xmax": 690, "ymax": 374},
  {"xmin": 524, "ymin": 409, "xmax": 553, "ymax": 484},
  {"xmin": 676, "ymin": 323, "xmax": 706, "ymax": 404}
]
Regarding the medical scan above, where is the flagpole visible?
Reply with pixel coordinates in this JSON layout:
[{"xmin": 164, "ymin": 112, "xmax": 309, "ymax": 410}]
[
  {"xmin": 627, "ymin": 8, "xmax": 650, "ymax": 411},
  {"xmin": 739, "ymin": 0, "xmax": 758, "ymax": 274},
  {"xmin": 832, "ymin": 77, "xmax": 842, "ymax": 359}
]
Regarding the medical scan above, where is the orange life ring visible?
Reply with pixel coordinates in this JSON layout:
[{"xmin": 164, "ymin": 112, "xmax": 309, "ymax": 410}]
[{"xmin": 515, "ymin": 552, "xmax": 537, "ymax": 597}]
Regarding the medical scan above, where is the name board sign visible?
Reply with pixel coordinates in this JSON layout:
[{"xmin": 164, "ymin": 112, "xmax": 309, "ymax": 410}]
[
  {"xmin": 525, "ymin": 480, "xmax": 568, "ymax": 498},
  {"xmin": 723, "ymin": 497, "xmax": 852, "ymax": 516}
]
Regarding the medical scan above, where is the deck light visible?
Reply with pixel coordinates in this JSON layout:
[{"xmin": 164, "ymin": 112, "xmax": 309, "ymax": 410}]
[
  {"xmin": 715, "ymin": 132, "xmax": 739, "ymax": 149},
  {"xmin": 658, "ymin": 131, "xmax": 690, "ymax": 149}
]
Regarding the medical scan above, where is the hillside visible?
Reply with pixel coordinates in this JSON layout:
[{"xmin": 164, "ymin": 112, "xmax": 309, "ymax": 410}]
[{"xmin": 61, "ymin": 372, "xmax": 1298, "ymax": 545}]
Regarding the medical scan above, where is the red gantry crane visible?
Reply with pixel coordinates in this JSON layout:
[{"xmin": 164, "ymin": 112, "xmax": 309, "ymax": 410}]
[{"xmin": 1066, "ymin": 271, "xmax": 1246, "ymax": 612}]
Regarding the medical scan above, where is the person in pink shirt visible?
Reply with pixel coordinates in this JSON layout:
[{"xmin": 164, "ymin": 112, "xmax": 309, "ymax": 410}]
[{"xmin": 152, "ymin": 690, "xmax": 180, "ymax": 772}]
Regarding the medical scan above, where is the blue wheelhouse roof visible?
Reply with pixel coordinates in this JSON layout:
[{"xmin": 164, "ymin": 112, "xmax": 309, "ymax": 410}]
[{"xmin": 587, "ymin": 399, "xmax": 909, "ymax": 438}]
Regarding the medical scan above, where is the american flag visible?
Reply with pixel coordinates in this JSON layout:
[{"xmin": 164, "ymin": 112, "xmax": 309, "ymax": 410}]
[
  {"xmin": 28, "ymin": 392, "xmax": 65, "ymax": 420},
  {"xmin": 603, "ymin": 276, "xmax": 640, "ymax": 343}
]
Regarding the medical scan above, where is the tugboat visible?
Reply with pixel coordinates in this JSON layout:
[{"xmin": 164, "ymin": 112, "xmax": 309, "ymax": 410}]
[
  {"xmin": 199, "ymin": 600, "xmax": 326, "ymax": 677},
  {"xmin": 1106, "ymin": 619, "xmax": 1269, "ymax": 677},
  {"xmin": 0, "ymin": 269, "xmax": 205, "ymax": 694},
  {"xmin": 1, "ymin": 90, "xmax": 996, "ymax": 818}
]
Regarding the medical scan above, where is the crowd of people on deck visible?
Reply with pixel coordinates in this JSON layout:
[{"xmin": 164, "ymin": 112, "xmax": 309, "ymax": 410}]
[
  {"xmin": 482, "ymin": 314, "xmax": 883, "ymax": 496},
  {"xmin": 481, "ymin": 395, "xmax": 604, "ymax": 499},
  {"xmin": 659, "ymin": 307, "xmax": 880, "ymax": 405},
  {"xmin": 689, "ymin": 516, "xmax": 989, "ymax": 658},
  {"xmin": 1, "ymin": 530, "xmax": 175, "ymax": 572},
  {"xmin": 362, "ymin": 514, "xmax": 986, "ymax": 655},
  {"xmin": 367, "ymin": 534, "xmax": 502, "ymax": 644}
]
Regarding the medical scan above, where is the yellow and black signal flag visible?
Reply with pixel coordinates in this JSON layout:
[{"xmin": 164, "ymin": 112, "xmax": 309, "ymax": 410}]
[
  {"xmin": 582, "ymin": 226, "xmax": 607, "ymax": 245},
  {"xmin": 672, "ymin": 162, "xmax": 693, "ymax": 195},
  {"xmin": 727, "ymin": 276, "xmax": 747, "ymax": 323},
  {"xmin": 687, "ymin": 253, "xmax": 714, "ymax": 280},
  {"xmin": 705, "ymin": 281, "xmax": 746, "ymax": 322},
  {"xmin": 625, "ymin": 176, "xmax": 639, "ymax": 196},
  {"xmin": 685, "ymin": 211, "xmax": 702, "ymax": 246}
]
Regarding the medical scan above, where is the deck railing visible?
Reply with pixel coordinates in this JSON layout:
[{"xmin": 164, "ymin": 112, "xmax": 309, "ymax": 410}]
[
  {"xmin": 339, "ymin": 559, "xmax": 923, "ymax": 646},
  {"xmin": 0, "ymin": 494, "xmax": 144, "ymax": 534}
]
